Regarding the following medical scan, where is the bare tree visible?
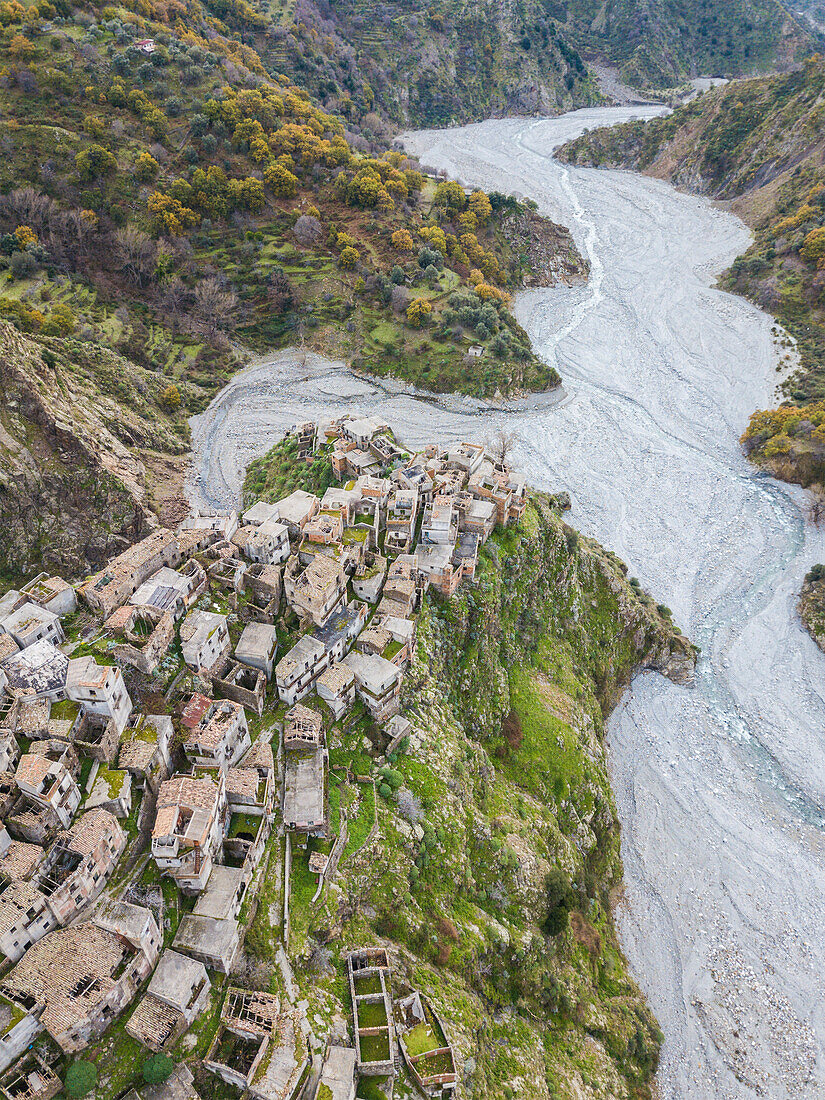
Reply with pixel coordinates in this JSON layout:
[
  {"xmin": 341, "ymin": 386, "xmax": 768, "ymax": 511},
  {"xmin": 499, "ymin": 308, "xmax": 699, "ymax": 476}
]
[
  {"xmin": 161, "ymin": 274, "xmax": 187, "ymax": 316},
  {"xmin": 194, "ymin": 276, "xmax": 237, "ymax": 336},
  {"xmin": 488, "ymin": 426, "xmax": 521, "ymax": 468},
  {"xmin": 395, "ymin": 787, "xmax": 424, "ymax": 825},
  {"xmin": 114, "ymin": 226, "xmax": 156, "ymax": 287}
]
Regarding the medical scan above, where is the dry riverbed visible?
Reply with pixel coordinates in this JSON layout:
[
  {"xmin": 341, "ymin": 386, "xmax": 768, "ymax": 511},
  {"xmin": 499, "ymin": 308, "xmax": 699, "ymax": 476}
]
[{"xmin": 190, "ymin": 109, "xmax": 825, "ymax": 1099}]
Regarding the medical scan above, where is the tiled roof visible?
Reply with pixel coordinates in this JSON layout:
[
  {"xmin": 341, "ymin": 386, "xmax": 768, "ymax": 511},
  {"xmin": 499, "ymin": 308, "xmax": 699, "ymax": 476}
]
[
  {"xmin": 15, "ymin": 754, "xmax": 51, "ymax": 788},
  {"xmin": 180, "ymin": 694, "xmax": 213, "ymax": 730},
  {"xmin": 241, "ymin": 741, "xmax": 273, "ymax": 772},
  {"xmin": 0, "ymin": 840, "xmax": 43, "ymax": 881},
  {"xmin": 65, "ymin": 809, "xmax": 121, "ymax": 857},
  {"xmin": 0, "ymin": 881, "xmax": 47, "ymax": 936},
  {"xmin": 2, "ymin": 922, "xmax": 133, "ymax": 1039},
  {"xmin": 157, "ymin": 774, "xmax": 219, "ymax": 813}
]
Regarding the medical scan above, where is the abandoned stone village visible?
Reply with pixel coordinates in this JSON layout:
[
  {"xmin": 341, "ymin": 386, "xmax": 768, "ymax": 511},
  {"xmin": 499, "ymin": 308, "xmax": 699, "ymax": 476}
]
[{"xmin": 0, "ymin": 415, "xmax": 528, "ymax": 1100}]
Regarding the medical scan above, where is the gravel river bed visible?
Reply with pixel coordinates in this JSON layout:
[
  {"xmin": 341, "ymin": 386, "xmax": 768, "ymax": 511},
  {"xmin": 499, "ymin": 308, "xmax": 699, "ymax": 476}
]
[{"xmin": 189, "ymin": 109, "xmax": 825, "ymax": 1099}]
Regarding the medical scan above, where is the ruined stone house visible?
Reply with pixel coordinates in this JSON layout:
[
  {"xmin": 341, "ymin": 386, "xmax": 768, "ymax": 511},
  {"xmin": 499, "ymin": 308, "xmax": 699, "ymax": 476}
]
[
  {"xmin": 126, "ymin": 949, "xmax": 210, "ymax": 1052},
  {"xmin": 341, "ymin": 652, "xmax": 401, "ymax": 722},
  {"xmin": 181, "ymin": 698, "xmax": 250, "ymax": 771},
  {"xmin": 0, "ymin": 642, "xmax": 68, "ymax": 703},
  {"xmin": 65, "ymin": 657, "xmax": 133, "ymax": 735},
  {"xmin": 0, "ymin": 605, "xmax": 63, "ymax": 651},
  {"xmin": 13, "ymin": 755, "xmax": 79, "ymax": 830},
  {"xmin": 315, "ymin": 663, "xmax": 355, "ymax": 720},
  {"xmin": 233, "ymin": 518, "xmax": 291, "ymax": 567},
  {"xmin": 179, "ymin": 611, "xmax": 230, "ymax": 675},
  {"xmin": 0, "ymin": 901, "xmax": 160, "ymax": 1053},
  {"xmin": 284, "ymin": 555, "xmax": 347, "ymax": 628},
  {"xmin": 151, "ymin": 773, "xmax": 226, "ymax": 894}
]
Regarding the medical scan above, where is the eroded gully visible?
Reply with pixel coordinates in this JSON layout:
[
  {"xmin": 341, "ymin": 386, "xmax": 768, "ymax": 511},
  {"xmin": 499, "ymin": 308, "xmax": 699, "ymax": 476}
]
[{"xmin": 188, "ymin": 109, "xmax": 825, "ymax": 1099}]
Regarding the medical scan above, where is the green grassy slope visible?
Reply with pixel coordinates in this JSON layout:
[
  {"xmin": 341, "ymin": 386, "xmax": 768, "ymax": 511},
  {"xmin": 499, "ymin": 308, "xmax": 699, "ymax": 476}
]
[{"xmin": 241, "ymin": 493, "xmax": 694, "ymax": 1100}]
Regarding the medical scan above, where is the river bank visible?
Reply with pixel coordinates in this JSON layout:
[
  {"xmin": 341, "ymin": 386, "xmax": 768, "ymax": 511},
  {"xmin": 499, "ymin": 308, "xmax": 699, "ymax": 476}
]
[{"xmin": 189, "ymin": 109, "xmax": 825, "ymax": 1098}]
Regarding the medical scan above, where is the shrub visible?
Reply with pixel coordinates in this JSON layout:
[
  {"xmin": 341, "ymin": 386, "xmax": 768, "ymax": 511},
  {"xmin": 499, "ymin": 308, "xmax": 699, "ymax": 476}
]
[
  {"xmin": 433, "ymin": 179, "xmax": 466, "ymax": 212},
  {"xmin": 147, "ymin": 192, "xmax": 199, "ymax": 236},
  {"xmin": 64, "ymin": 1061, "xmax": 97, "ymax": 1099},
  {"xmin": 347, "ymin": 172, "xmax": 381, "ymax": 207},
  {"xmin": 135, "ymin": 151, "xmax": 159, "ymax": 181},
  {"xmin": 160, "ymin": 384, "xmax": 182, "ymax": 411},
  {"xmin": 9, "ymin": 34, "xmax": 35, "ymax": 60},
  {"xmin": 378, "ymin": 782, "xmax": 392, "ymax": 799},
  {"xmin": 801, "ymin": 226, "xmax": 825, "ymax": 265},
  {"xmin": 396, "ymin": 787, "xmax": 423, "ymax": 823},
  {"xmin": 142, "ymin": 1055, "xmax": 175, "ymax": 1085},
  {"xmin": 339, "ymin": 246, "xmax": 359, "ymax": 269},
  {"xmin": 76, "ymin": 143, "xmax": 117, "ymax": 181},
  {"xmin": 469, "ymin": 189, "xmax": 492, "ymax": 223},
  {"xmin": 42, "ymin": 302, "xmax": 75, "ymax": 336},
  {"xmin": 13, "ymin": 225, "xmax": 37, "ymax": 248},
  {"xmin": 10, "ymin": 251, "xmax": 37, "ymax": 278},
  {"xmin": 543, "ymin": 867, "xmax": 573, "ymax": 936},
  {"xmin": 406, "ymin": 297, "xmax": 432, "ymax": 327},
  {"xmin": 264, "ymin": 162, "xmax": 299, "ymax": 198},
  {"xmin": 391, "ymin": 228, "xmax": 414, "ymax": 252}
]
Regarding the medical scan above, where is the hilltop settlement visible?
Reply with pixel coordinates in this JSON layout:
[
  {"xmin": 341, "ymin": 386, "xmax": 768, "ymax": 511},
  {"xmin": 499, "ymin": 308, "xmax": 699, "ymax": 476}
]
[{"xmin": 0, "ymin": 415, "xmax": 530, "ymax": 1100}]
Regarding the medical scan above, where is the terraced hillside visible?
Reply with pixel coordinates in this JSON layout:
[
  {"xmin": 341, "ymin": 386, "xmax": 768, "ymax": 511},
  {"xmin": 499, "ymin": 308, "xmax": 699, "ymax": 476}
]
[
  {"xmin": 268, "ymin": 0, "xmax": 602, "ymax": 125},
  {"xmin": 559, "ymin": 0, "xmax": 813, "ymax": 90}
]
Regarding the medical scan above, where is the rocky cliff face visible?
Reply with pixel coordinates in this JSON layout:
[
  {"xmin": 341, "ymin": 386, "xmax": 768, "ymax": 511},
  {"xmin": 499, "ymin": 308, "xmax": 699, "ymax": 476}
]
[
  {"xmin": 799, "ymin": 568, "xmax": 825, "ymax": 651},
  {"xmin": 405, "ymin": 496, "xmax": 694, "ymax": 1096},
  {"xmin": 0, "ymin": 323, "xmax": 186, "ymax": 582}
]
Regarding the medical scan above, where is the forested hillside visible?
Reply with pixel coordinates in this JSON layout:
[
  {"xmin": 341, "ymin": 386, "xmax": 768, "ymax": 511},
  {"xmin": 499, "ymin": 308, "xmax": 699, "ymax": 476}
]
[
  {"xmin": 0, "ymin": 0, "xmax": 588, "ymax": 398},
  {"xmin": 270, "ymin": 0, "xmax": 601, "ymax": 126},
  {"xmin": 558, "ymin": 0, "xmax": 812, "ymax": 90}
]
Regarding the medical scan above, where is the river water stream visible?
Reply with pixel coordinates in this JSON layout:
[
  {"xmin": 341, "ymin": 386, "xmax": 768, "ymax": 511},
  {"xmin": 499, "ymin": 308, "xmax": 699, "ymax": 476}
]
[{"xmin": 189, "ymin": 109, "xmax": 825, "ymax": 1099}]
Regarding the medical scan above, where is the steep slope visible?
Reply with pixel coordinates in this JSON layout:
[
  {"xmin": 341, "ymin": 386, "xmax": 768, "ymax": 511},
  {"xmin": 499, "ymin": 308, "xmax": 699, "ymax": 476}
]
[
  {"xmin": 270, "ymin": 0, "xmax": 602, "ymax": 126},
  {"xmin": 242, "ymin": 454, "xmax": 696, "ymax": 1098},
  {"xmin": 0, "ymin": 0, "xmax": 585, "ymax": 409},
  {"xmin": 0, "ymin": 320, "xmax": 185, "ymax": 581},
  {"xmin": 560, "ymin": 0, "xmax": 813, "ymax": 90},
  {"xmin": 558, "ymin": 59, "xmax": 825, "ymax": 487}
]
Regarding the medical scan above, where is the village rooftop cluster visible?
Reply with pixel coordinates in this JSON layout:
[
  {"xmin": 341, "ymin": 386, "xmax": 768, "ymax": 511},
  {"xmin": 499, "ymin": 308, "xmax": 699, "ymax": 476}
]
[{"xmin": 0, "ymin": 414, "xmax": 527, "ymax": 1100}]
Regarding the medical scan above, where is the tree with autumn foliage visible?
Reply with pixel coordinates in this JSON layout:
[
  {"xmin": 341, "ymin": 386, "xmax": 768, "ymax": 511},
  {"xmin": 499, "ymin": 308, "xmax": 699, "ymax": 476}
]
[{"xmin": 406, "ymin": 298, "xmax": 432, "ymax": 327}]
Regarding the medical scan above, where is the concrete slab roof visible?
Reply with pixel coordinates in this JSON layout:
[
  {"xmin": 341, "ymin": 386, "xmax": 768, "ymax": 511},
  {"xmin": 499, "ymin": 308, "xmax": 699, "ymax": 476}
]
[
  {"xmin": 147, "ymin": 949, "xmax": 208, "ymax": 1012},
  {"xmin": 193, "ymin": 866, "xmax": 245, "ymax": 920}
]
